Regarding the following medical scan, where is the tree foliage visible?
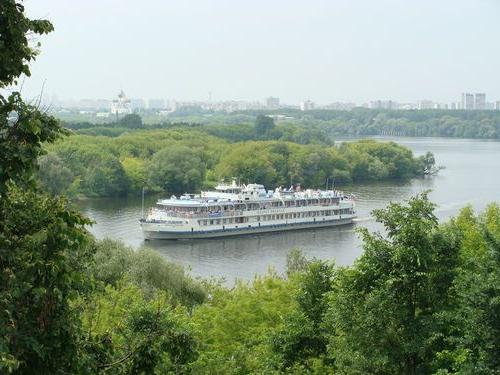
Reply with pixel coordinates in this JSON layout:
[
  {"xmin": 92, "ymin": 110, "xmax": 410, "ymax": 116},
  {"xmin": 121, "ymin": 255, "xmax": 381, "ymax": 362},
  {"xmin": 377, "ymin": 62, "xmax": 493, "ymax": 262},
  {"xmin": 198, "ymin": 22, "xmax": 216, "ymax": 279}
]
[
  {"xmin": 0, "ymin": 4, "xmax": 92, "ymax": 373},
  {"xmin": 0, "ymin": 187, "xmax": 92, "ymax": 373},
  {"xmin": 37, "ymin": 153, "xmax": 75, "ymax": 195},
  {"xmin": 235, "ymin": 108, "xmax": 500, "ymax": 139},
  {"xmin": 41, "ymin": 127, "xmax": 433, "ymax": 197},
  {"xmin": 147, "ymin": 145, "xmax": 206, "ymax": 194},
  {"xmin": 0, "ymin": 0, "xmax": 54, "ymax": 86},
  {"xmin": 254, "ymin": 114, "xmax": 276, "ymax": 137}
]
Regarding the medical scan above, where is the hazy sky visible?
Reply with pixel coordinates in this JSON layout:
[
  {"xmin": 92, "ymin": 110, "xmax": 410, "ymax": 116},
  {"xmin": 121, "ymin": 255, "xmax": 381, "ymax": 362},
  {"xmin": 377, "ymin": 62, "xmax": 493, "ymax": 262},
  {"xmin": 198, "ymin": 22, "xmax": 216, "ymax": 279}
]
[{"xmin": 22, "ymin": 0, "xmax": 500, "ymax": 104}]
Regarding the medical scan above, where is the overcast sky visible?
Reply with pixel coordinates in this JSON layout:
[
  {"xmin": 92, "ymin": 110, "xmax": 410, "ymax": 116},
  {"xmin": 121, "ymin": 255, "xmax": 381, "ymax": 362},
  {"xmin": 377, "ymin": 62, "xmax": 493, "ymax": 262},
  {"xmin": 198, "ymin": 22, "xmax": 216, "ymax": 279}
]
[{"xmin": 22, "ymin": 0, "xmax": 500, "ymax": 104}]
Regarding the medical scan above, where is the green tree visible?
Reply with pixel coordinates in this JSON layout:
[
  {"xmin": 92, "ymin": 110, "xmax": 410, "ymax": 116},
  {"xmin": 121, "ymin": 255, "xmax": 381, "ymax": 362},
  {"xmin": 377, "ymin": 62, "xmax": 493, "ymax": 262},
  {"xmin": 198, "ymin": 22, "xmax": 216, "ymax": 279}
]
[
  {"xmin": 190, "ymin": 273, "xmax": 297, "ymax": 373},
  {"xmin": 431, "ymin": 205, "xmax": 500, "ymax": 374},
  {"xmin": 271, "ymin": 260, "xmax": 335, "ymax": 371},
  {"xmin": 0, "ymin": 1, "xmax": 54, "ymax": 86},
  {"xmin": 37, "ymin": 153, "xmax": 75, "ymax": 195},
  {"xmin": 286, "ymin": 249, "xmax": 311, "ymax": 277},
  {"xmin": 325, "ymin": 193, "xmax": 460, "ymax": 375},
  {"xmin": 79, "ymin": 284, "xmax": 198, "ymax": 374},
  {"xmin": 118, "ymin": 113, "xmax": 143, "ymax": 129},
  {"xmin": 216, "ymin": 143, "xmax": 279, "ymax": 187},
  {"xmin": 147, "ymin": 145, "xmax": 205, "ymax": 194},
  {"xmin": 254, "ymin": 114, "xmax": 275, "ymax": 137},
  {"xmin": 417, "ymin": 151, "xmax": 437, "ymax": 175},
  {"xmin": 0, "ymin": 187, "xmax": 92, "ymax": 374},
  {"xmin": 121, "ymin": 157, "xmax": 147, "ymax": 193},
  {"xmin": 0, "ymin": 3, "xmax": 94, "ymax": 373},
  {"xmin": 84, "ymin": 154, "xmax": 128, "ymax": 196}
]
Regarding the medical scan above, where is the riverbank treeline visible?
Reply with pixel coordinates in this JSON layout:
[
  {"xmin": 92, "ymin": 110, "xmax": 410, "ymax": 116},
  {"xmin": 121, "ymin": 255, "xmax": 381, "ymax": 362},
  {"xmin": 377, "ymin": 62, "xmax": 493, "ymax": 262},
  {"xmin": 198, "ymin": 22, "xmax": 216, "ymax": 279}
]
[
  {"xmin": 41, "ymin": 125, "xmax": 435, "ymax": 197},
  {"xmin": 64, "ymin": 107, "xmax": 500, "ymax": 140},
  {"xmin": 322, "ymin": 109, "xmax": 500, "ymax": 138},
  {"xmin": 174, "ymin": 108, "xmax": 500, "ymax": 139}
]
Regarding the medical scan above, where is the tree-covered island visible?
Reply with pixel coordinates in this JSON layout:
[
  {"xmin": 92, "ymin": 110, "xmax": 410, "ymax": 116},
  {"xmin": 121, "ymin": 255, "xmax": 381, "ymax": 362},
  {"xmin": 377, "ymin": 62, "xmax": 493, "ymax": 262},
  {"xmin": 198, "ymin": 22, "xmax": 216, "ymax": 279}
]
[{"xmin": 40, "ymin": 113, "xmax": 438, "ymax": 197}]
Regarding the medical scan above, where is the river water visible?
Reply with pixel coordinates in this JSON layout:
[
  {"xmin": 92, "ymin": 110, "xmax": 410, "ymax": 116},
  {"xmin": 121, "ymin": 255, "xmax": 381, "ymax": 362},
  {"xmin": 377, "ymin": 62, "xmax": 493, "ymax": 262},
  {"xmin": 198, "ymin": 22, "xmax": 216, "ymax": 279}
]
[{"xmin": 77, "ymin": 137, "xmax": 500, "ymax": 282}]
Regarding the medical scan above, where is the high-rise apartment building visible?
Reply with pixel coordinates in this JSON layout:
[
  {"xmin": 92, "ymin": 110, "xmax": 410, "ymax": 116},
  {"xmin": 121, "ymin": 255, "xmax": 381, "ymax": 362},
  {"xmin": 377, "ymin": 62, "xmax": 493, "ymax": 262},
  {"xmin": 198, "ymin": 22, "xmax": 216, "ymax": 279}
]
[
  {"xmin": 418, "ymin": 100, "xmax": 434, "ymax": 110},
  {"xmin": 265, "ymin": 96, "xmax": 280, "ymax": 108},
  {"xmin": 474, "ymin": 93, "xmax": 486, "ymax": 110},
  {"xmin": 369, "ymin": 100, "xmax": 397, "ymax": 109},
  {"xmin": 461, "ymin": 93, "xmax": 474, "ymax": 110},
  {"xmin": 300, "ymin": 100, "xmax": 315, "ymax": 111}
]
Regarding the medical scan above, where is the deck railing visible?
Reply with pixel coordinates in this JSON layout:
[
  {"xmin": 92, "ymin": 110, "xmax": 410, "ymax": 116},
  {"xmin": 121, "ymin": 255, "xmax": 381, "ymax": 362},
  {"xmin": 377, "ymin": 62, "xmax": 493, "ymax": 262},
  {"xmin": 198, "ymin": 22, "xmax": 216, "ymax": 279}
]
[{"xmin": 150, "ymin": 201, "xmax": 346, "ymax": 219}]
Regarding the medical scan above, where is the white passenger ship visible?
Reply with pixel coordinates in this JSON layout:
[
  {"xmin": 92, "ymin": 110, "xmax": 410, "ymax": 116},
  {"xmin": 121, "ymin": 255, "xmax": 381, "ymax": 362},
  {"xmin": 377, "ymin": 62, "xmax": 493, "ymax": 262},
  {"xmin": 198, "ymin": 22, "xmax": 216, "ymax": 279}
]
[{"xmin": 140, "ymin": 180, "xmax": 356, "ymax": 240}]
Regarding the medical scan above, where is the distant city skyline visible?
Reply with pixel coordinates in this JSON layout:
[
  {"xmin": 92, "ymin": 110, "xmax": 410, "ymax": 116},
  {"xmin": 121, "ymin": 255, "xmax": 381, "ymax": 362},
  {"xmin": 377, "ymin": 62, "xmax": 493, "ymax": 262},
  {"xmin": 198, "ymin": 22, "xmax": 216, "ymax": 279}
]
[
  {"xmin": 21, "ymin": 0, "xmax": 500, "ymax": 104},
  {"xmin": 49, "ymin": 90, "xmax": 500, "ymax": 113}
]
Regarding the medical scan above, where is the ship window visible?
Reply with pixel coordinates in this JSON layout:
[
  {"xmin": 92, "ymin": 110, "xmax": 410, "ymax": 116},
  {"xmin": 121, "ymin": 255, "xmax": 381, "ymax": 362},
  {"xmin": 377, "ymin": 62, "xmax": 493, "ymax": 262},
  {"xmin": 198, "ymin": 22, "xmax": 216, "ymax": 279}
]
[{"xmin": 210, "ymin": 220, "xmax": 214, "ymax": 225}]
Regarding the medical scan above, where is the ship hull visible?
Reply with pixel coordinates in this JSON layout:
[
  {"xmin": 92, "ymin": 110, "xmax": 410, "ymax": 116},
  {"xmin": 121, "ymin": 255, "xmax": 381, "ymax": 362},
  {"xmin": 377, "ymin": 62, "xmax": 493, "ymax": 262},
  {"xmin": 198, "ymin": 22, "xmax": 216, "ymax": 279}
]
[{"xmin": 142, "ymin": 217, "xmax": 355, "ymax": 240}]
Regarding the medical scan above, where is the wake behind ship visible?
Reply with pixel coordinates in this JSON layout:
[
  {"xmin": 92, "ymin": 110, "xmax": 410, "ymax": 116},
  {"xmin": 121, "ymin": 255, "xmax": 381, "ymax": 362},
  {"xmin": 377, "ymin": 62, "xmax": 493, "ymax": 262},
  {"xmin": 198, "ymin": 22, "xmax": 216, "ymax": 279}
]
[{"xmin": 140, "ymin": 180, "xmax": 356, "ymax": 240}]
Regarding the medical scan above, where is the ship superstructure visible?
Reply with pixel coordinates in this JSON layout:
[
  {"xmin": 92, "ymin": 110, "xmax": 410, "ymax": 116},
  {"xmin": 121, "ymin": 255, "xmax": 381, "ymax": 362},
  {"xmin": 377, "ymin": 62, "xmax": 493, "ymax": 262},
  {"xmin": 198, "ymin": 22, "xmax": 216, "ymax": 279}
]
[{"xmin": 140, "ymin": 180, "xmax": 356, "ymax": 240}]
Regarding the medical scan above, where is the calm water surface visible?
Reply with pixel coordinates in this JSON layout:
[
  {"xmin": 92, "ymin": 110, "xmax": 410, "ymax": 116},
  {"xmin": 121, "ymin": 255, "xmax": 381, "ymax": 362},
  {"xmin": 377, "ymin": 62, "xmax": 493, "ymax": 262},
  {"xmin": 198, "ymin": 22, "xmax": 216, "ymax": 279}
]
[{"xmin": 77, "ymin": 137, "xmax": 500, "ymax": 282}]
